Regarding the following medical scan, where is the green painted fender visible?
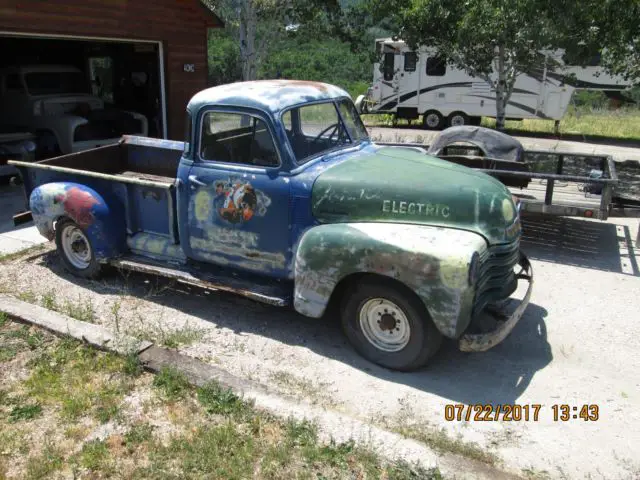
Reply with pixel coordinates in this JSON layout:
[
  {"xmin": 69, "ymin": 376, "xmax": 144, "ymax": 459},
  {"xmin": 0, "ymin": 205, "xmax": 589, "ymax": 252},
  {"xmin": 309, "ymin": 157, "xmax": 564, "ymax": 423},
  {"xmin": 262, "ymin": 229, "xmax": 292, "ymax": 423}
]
[{"xmin": 293, "ymin": 222, "xmax": 488, "ymax": 339}]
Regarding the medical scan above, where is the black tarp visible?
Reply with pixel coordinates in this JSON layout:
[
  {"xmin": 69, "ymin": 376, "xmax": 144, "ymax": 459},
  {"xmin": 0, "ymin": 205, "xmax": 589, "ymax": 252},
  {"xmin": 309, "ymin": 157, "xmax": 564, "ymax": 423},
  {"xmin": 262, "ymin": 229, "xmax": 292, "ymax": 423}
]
[{"xmin": 427, "ymin": 126, "xmax": 525, "ymax": 162}]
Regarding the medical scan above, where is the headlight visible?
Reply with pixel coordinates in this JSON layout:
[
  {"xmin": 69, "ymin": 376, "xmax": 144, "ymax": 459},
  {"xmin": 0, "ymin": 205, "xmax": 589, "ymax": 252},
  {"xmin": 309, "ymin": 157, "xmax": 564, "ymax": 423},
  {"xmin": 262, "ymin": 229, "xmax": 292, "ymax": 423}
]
[{"xmin": 468, "ymin": 251, "xmax": 480, "ymax": 286}]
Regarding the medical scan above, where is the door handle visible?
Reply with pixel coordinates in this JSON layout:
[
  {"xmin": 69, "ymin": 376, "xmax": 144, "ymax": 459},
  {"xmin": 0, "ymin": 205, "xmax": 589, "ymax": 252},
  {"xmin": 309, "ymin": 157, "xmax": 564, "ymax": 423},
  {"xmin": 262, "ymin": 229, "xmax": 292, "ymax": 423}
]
[{"xmin": 188, "ymin": 175, "xmax": 206, "ymax": 187}]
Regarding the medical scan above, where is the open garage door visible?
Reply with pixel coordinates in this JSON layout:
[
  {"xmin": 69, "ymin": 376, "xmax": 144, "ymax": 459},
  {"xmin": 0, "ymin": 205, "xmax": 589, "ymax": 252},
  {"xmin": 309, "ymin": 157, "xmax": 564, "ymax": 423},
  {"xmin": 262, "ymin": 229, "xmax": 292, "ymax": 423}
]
[{"xmin": 0, "ymin": 33, "xmax": 166, "ymax": 159}]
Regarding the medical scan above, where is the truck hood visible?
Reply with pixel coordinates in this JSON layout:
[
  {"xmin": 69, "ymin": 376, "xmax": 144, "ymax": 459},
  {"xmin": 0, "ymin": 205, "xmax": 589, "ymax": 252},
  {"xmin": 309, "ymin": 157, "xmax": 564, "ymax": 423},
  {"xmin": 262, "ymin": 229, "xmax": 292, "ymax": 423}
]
[{"xmin": 311, "ymin": 146, "xmax": 521, "ymax": 245}]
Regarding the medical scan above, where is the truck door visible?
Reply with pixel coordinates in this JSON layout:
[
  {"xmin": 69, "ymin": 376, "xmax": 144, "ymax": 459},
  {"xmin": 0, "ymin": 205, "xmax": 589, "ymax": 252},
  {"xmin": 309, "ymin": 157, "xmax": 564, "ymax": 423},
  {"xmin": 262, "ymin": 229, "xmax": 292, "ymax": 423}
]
[{"xmin": 180, "ymin": 108, "xmax": 291, "ymax": 279}]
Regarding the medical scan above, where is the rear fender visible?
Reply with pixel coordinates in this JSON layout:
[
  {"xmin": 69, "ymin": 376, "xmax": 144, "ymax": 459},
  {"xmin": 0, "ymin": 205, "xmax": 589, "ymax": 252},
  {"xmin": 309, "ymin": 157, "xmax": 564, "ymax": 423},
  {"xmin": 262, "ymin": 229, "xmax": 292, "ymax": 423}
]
[
  {"xmin": 29, "ymin": 182, "xmax": 125, "ymax": 260},
  {"xmin": 293, "ymin": 222, "xmax": 488, "ymax": 338}
]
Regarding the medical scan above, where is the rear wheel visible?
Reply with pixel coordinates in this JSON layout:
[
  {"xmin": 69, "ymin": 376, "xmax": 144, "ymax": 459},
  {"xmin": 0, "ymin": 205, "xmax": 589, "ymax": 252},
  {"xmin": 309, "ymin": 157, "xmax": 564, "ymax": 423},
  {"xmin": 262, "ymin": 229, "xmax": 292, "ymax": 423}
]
[
  {"xmin": 55, "ymin": 218, "xmax": 102, "ymax": 279},
  {"xmin": 422, "ymin": 110, "xmax": 444, "ymax": 130},
  {"xmin": 341, "ymin": 279, "xmax": 443, "ymax": 371},
  {"xmin": 448, "ymin": 111, "xmax": 470, "ymax": 127}
]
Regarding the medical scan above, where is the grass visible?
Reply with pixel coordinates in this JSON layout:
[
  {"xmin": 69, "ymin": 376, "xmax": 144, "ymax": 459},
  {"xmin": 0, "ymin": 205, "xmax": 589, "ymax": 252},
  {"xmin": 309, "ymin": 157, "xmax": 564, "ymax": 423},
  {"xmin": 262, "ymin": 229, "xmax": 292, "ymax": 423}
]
[
  {"xmin": 9, "ymin": 403, "xmax": 43, "ymax": 423},
  {"xmin": 362, "ymin": 107, "xmax": 640, "ymax": 141},
  {"xmin": 269, "ymin": 370, "xmax": 335, "ymax": 406},
  {"xmin": 392, "ymin": 423, "xmax": 498, "ymax": 465},
  {"xmin": 0, "ymin": 317, "xmax": 444, "ymax": 479},
  {"xmin": 0, "ymin": 244, "xmax": 47, "ymax": 264},
  {"xmin": 152, "ymin": 366, "xmax": 192, "ymax": 401},
  {"xmin": 23, "ymin": 336, "xmax": 134, "ymax": 422},
  {"xmin": 480, "ymin": 108, "xmax": 640, "ymax": 140}
]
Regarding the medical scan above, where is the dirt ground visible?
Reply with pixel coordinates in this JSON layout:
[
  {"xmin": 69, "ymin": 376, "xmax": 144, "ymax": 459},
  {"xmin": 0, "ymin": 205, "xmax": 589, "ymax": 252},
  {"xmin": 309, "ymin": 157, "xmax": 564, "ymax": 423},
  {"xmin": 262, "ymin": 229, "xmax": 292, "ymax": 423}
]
[{"xmin": 1, "ymin": 212, "xmax": 639, "ymax": 480}]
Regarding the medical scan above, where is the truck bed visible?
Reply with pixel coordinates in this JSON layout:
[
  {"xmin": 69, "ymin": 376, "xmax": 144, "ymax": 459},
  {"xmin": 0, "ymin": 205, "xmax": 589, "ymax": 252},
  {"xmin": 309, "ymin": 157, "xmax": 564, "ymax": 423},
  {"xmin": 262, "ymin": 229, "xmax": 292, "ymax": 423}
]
[{"xmin": 32, "ymin": 135, "xmax": 184, "ymax": 186}]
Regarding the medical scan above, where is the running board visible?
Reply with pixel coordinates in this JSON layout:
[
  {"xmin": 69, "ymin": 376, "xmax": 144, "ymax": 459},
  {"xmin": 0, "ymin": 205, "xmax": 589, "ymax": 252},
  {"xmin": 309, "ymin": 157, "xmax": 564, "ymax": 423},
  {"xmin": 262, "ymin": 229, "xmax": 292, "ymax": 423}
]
[{"xmin": 109, "ymin": 255, "xmax": 292, "ymax": 307}]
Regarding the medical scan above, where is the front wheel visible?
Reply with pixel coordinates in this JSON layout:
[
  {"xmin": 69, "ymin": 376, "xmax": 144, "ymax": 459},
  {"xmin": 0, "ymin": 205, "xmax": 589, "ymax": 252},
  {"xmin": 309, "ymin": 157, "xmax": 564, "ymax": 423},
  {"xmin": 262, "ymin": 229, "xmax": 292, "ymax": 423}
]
[
  {"xmin": 55, "ymin": 218, "xmax": 102, "ymax": 279},
  {"xmin": 341, "ymin": 279, "xmax": 443, "ymax": 371},
  {"xmin": 422, "ymin": 110, "xmax": 444, "ymax": 130}
]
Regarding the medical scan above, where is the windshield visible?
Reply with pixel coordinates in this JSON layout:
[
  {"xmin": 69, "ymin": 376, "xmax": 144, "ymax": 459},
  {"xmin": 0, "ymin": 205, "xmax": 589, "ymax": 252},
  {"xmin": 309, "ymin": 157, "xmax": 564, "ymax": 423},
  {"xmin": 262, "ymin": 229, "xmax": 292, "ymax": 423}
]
[
  {"xmin": 24, "ymin": 72, "xmax": 87, "ymax": 95},
  {"xmin": 282, "ymin": 98, "xmax": 369, "ymax": 164}
]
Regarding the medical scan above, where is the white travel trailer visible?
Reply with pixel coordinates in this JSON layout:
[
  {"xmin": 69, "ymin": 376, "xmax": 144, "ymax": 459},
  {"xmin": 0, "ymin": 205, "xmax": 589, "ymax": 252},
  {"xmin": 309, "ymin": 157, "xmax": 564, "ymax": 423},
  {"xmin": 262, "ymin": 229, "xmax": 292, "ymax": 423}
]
[{"xmin": 355, "ymin": 38, "xmax": 632, "ymax": 129}]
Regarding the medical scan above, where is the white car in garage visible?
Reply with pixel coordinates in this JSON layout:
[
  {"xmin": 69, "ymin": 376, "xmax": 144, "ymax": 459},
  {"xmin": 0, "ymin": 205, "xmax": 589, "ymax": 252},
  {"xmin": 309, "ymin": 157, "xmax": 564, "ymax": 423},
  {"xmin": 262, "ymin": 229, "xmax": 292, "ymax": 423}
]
[{"xmin": 0, "ymin": 64, "xmax": 148, "ymax": 156}]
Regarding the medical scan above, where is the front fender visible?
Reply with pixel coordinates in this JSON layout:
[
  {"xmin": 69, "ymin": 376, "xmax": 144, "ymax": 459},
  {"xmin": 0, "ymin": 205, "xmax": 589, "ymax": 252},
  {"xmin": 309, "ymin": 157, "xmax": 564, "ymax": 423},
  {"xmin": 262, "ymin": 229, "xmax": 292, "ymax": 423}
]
[
  {"xmin": 293, "ymin": 222, "xmax": 488, "ymax": 338},
  {"xmin": 29, "ymin": 182, "xmax": 125, "ymax": 260}
]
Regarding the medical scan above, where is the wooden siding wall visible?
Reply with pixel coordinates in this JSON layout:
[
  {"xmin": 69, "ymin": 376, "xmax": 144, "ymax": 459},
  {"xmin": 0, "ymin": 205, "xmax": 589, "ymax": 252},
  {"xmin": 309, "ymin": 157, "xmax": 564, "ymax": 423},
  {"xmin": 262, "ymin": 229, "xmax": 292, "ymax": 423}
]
[{"xmin": 0, "ymin": 0, "xmax": 222, "ymax": 140}]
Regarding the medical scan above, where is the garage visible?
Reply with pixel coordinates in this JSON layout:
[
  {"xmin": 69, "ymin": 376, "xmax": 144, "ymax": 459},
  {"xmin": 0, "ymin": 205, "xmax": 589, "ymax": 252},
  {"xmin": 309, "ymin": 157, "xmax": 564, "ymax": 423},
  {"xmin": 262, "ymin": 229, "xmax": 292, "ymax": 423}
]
[{"xmin": 0, "ymin": 0, "xmax": 223, "ymax": 162}]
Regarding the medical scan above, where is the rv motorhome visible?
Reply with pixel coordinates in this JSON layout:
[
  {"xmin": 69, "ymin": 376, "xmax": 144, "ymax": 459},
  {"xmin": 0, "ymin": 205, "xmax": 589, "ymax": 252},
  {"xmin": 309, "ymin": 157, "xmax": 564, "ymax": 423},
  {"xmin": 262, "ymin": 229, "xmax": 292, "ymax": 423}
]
[{"xmin": 355, "ymin": 38, "xmax": 632, "ymax": 130}]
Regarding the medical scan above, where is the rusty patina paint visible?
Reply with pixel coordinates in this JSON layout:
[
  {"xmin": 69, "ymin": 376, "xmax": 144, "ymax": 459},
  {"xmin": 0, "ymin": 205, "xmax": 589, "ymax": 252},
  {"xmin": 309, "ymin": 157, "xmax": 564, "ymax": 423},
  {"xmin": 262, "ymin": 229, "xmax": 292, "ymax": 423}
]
[
  {"xmin": 311, "ymin": 145, "xmax": 521, "ymax": 245},
  {"xmin": 458, "ymin": 254, "xmax": 534, "ymax": 351},
  {"xmin": 28, "ymin": 181, "xmax": 125, "ymax": 259},
  {"xmin": 294, "ymin": 222, "xmax": 488, "ymax": 338}
]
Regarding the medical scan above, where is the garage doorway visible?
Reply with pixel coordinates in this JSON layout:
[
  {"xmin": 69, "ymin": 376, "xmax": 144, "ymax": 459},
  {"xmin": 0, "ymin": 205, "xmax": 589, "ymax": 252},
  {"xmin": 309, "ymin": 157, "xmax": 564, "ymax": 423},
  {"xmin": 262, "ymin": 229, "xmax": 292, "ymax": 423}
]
[{"xmin": 0, "ymin": 32, "xmax": 166, "ymax": 158}]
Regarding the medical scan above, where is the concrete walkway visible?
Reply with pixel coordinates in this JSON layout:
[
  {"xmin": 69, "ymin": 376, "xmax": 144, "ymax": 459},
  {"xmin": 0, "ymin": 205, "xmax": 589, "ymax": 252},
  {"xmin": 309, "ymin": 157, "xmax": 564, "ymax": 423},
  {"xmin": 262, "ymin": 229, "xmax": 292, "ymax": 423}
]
[{"xmin": 0, "ymin": 182, "xmax": 46, "ymax": 255}]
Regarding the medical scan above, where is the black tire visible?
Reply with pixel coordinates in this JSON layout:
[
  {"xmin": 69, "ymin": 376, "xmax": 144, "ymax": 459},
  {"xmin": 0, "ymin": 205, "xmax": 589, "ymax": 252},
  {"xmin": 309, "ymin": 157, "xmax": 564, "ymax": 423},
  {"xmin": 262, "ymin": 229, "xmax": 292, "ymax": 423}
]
[
  {"xmin": 447, "ymin": 111, "xmax": 470, "ymax": 127},
  {"xmin": 55, "ymin": 218, "xmax": 103, "ymax": 279},
  {"xmin": 422, "ymin": 110, "xmax": 444, "ymax": 130},
  {"xmin": 341, "ymin": 279, "xmax": 443, "ymax": 371}
]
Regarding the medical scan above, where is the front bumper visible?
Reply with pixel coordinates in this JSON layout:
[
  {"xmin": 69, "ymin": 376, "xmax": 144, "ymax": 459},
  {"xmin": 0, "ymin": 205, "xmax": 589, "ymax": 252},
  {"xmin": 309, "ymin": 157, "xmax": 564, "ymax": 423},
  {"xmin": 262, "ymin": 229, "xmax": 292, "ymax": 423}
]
[{"xmin": 458, "ymin": 252, "xmax": 533, "ymax": 352}]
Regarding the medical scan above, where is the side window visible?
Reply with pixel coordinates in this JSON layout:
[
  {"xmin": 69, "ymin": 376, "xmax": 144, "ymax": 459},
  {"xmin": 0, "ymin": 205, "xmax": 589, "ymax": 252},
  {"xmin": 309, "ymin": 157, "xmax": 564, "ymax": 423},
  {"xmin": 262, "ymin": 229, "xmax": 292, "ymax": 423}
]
[
  {"xmin": 5, "ymin": 74, "xmax": 24, "ymax": 92},
  {"xmin": 404, "ymin": 52, "xmax": 417, "ymax": 72},
  {"xmin": 383, "ymin": 52, "xmax": 395, "ymax": 81},
  {"xmin": 426, "ymin": 56, "xmax": 446, "ymax": 76},
  {"xmin": 200, "ymin": 111, "xmax": 279, "ymax": 167}
]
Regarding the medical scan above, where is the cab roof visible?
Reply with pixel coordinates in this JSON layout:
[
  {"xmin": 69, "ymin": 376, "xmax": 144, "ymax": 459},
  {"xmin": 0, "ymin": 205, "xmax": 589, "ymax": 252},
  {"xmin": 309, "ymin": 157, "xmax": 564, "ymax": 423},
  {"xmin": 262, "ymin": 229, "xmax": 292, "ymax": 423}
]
[{"xmin": 186, "ymin": 80, "xmax": 351, "ymax": 115}]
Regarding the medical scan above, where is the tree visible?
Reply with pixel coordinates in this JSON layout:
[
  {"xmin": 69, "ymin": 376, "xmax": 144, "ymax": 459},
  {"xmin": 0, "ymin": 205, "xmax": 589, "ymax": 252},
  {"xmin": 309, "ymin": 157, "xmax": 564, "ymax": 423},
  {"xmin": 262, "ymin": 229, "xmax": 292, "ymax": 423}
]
[
  {"xmin": 361, "ymin": 0, "xmax": 639, "ymax": 129},
  {"xmin": 202, "ymin": 0, "xmax": 341, "ymax": 81},
  {"xmin": 555, "ymin": 0, "xmax": 640, "ymax": 84}
]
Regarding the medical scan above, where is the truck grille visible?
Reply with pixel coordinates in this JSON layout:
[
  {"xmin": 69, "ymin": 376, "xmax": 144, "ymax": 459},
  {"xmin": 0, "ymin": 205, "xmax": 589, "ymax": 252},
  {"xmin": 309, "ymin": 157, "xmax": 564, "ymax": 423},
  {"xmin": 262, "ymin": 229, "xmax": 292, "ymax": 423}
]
[{"xmin": 473, "ymin": 240, "xmax": 520, "ymax": 315}]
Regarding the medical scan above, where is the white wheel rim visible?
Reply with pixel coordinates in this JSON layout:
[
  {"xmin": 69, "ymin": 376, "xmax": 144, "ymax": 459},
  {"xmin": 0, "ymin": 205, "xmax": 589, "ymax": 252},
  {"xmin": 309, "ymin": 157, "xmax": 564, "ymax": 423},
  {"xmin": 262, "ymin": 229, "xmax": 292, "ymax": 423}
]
[
  {"xmin": 359, "ymin": 298, "xmax": 411, "ymax": 352},
  {"xmin": 61, "ymin": 225, "xmax": 92, "ymax": 270},
  {"xmin": 451, "ymin": 115, "xmax": 466, "ymax": 126},
  {"xmin": 426, "ymin": 114, "xmax": 440, "ymax": 128}
]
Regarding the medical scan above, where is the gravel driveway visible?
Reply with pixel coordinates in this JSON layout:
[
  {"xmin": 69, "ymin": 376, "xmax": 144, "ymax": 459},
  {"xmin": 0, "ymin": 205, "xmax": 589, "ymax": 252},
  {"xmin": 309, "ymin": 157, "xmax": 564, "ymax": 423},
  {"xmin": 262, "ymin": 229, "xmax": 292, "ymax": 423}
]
[{"xmin": 1, "ymin": 203, "xmax": 639, "ymax": 479}]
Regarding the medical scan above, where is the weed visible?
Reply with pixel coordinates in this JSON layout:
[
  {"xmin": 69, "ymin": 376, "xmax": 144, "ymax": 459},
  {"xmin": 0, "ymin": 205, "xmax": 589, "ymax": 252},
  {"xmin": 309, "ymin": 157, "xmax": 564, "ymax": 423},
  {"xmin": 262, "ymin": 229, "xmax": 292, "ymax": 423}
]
[
  {"xmin": 111, "ymin": 298, "xmax": 122, "ymax": 333},
  {"xmin": 124, "ymin": 422, "xmax": 155, "ymax": 451},
  {"xmin": 9, "ymin": 403, "xmax": 42, "ymax": 422},
  {"xmin": 0, "ymin": 311, "xmax": 7, "ymax": 328},
  {"xmin": 394, "ymin": 423, "xmax": 497, "ymax": 465},
  {"xmin": 63, "ymin": 295, "xmax": 96, "ymax": 323},
  {"xmin": 160, "ymin": 323, "xmax": 205, "ymax": 349},
  {"xmin": 196, "ymin": 381, "xmax": 249, "ymax": 417},
  {"xmin": 6, "ymin": 325, "xmax": 45, "ymax": 350},
  {"xmin": 152, "ymin": 366, "xmax": 191, "ymax": 401},
  {"xmin": 0, "ymin": 244, "xmax": 47, "ymax": 264},
  {"xmin": 95, "ymin": 402, "xmax": 121, "ymax": 424},
  {"xmin": 17, "ymin": 291, "xmax": 37, "ymax": 303},
  {"xmin": 40, "ymin": 290, "xmax": 57, "ymax": 310},
  {"xmin": 123, "ymin": 352, "xmax": 143, "ymax": 377},
  {"xmin": 0, "ymin": 345, "xmax": 17, "ymax": 362},
  {"xmin": 24, "ymin": 440, "xmax": 64, "ymax": 480},
  {"xmin": 79, "ymin": 439, "xmax": 110, "ymax": 471},
  {"xmin": 269, "ymin": 370, "xmax": 334, "ymax": 405}
]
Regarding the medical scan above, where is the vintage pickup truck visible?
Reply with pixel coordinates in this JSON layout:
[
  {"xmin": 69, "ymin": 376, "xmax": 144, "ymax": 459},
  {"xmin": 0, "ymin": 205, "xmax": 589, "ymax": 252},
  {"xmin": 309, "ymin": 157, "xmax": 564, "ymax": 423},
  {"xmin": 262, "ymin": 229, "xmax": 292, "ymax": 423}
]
[{"xmin": 9, "ymin": 80, "xmax": 533, "ymax": 371}]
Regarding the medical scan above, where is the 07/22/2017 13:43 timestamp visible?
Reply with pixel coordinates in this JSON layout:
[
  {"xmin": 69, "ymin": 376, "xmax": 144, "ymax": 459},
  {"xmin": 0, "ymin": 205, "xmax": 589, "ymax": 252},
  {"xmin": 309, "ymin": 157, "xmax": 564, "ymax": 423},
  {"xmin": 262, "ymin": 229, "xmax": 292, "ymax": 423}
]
[{"xmin": 444, "ymin": 404, "xmax": 600, "ymax": 422}]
